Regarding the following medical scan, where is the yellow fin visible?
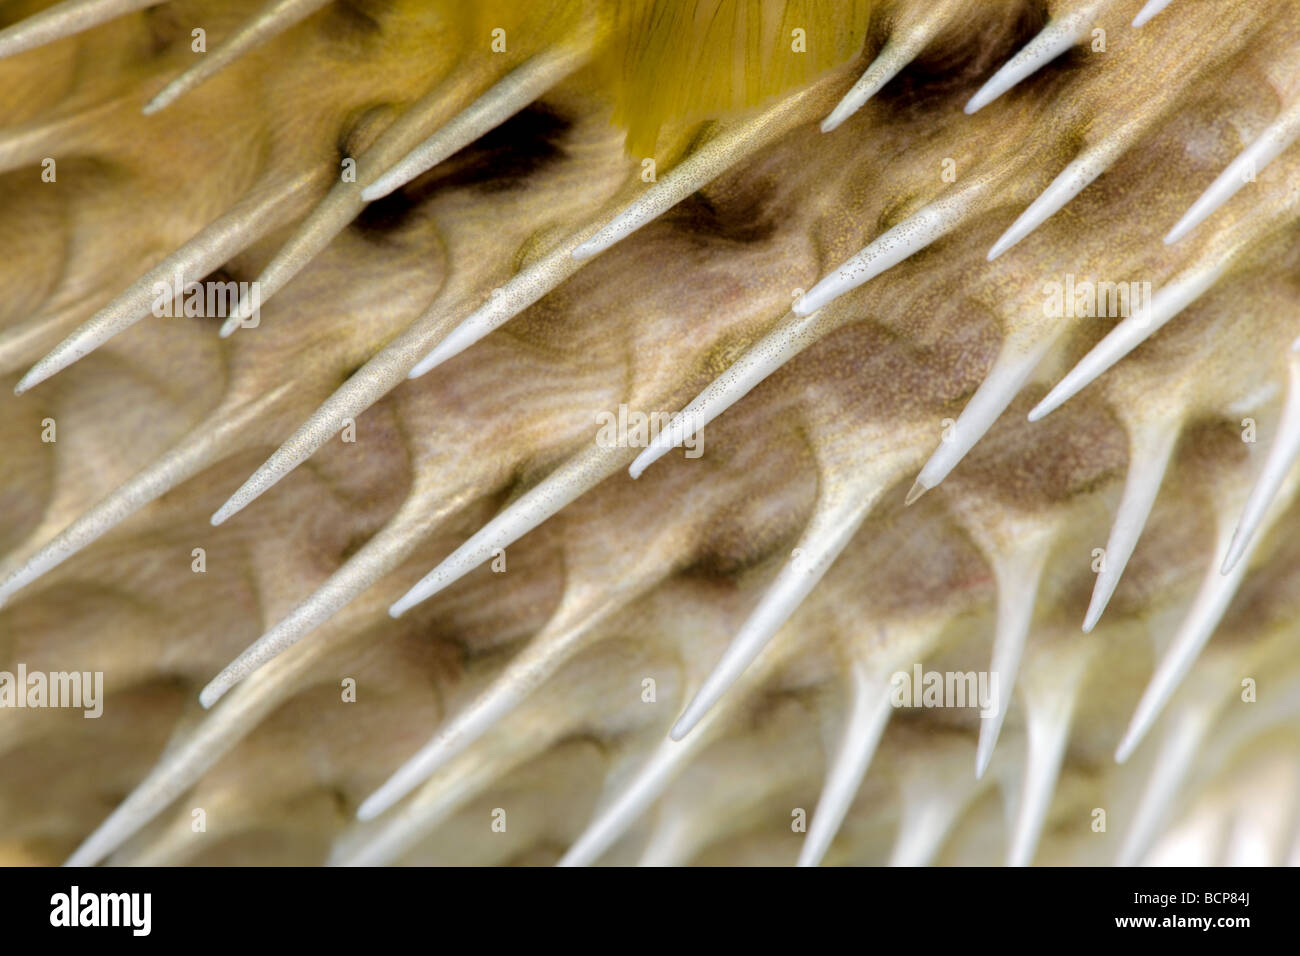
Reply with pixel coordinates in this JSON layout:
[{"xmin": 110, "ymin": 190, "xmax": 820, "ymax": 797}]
[{"xmin": 600, "ymin": 0, "xmax": 873, "ymax": 156}]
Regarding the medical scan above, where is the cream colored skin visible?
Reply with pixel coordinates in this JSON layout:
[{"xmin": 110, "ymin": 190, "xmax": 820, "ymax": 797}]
[{"xmin": 0, "ymin": 0, "xmax": 1298, "ymax": 866}]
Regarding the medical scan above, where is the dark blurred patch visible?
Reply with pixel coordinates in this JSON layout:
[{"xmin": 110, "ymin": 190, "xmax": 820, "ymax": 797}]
[
  {"xmin": 339, "ymin": 103, "xmax": 404, "ymax": 161},
  {"xmin": 185, "ymin": 267, "xmax": 248, "ymax": 324},
  {"xmin": 141, "ymin": 4, "xmax": 190, "ymax": 57},
  {"xmin": 666, "ymin": 189, "xmax": 778, "ymax": 246},
  {"xmin": 870, "ymin": 1, "xmax": 1080, "ymax": 117},
  {"xmin": 324, "ymin": 0, "xmax": 385, "ymax": 42},
  {"xmin": 354, "ymin": 104, "xmax": 571, "ymax": 237}
]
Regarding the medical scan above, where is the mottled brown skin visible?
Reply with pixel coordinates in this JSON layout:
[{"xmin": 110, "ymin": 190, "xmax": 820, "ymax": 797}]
[{"xmin": 0, "ymin": 0, "xmax": 1298, "ymax": 865}]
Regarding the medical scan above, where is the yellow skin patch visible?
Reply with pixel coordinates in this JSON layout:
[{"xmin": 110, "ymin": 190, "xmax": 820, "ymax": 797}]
[{"xmin": 0, "ymin": 0, "xmax": 1298, "ymax": 865}]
